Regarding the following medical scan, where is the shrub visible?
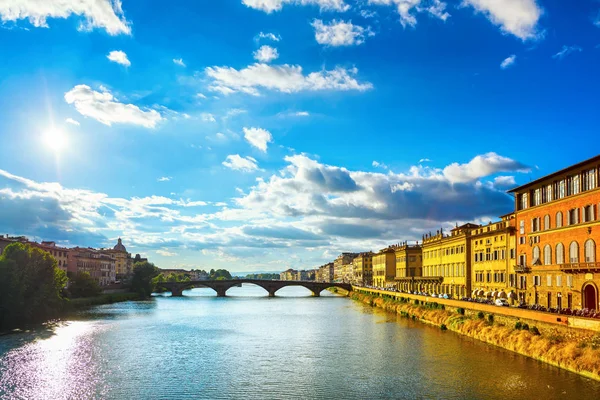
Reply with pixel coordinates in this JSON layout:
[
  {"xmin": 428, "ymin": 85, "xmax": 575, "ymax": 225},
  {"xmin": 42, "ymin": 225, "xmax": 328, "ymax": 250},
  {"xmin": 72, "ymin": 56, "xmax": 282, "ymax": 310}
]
[
  {"xmin": 441, "ymin": 305, "xmax": 446, "ymax": 310},
  {"xmin": 522, "ymin": 323, "xmax": 529, "ymax": 331},
  {"xmin": 477, "ymin": 311, "xmax": 484, "ymax": 319},
  {"xmin": 515, "ymin": 321, "xmax": 523, "ymax": 330},
  {"xmin": 440, "ymin": 324, "xmax": 448, "ymax": 331},
  {"xmin": 487, "ymin": 314, "xmax": 494, "ymax": 324},
  {"xmin": 414, "ymin": 299, "xmax": 419, "ymax": 305},
  {"xmin": 457, "ymin": 307, "xmax": 465, "ymax": 315},
  {"xmin": 531, "ymin": 326, "xmax": 540, "ymax": 336}
]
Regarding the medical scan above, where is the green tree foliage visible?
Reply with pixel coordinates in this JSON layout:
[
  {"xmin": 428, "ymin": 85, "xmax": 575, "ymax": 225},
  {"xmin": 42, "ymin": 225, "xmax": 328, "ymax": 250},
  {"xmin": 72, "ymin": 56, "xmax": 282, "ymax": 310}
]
[
  {"xmin": 210, "ymin": 269, "xmax": 232, "ymax": 280},
  {"xmin": 0, "ymin": 243, "xmax": 68, "ymax": 329},
  {"xmin": 68, "ymin": 272, "xmax": 102, "ymax": 298},
  {"xmin": 244, "ymin": 273, "xmax": 279, "ymax": 280},
  {"xmin": 131, "ymin": 261, "xmax": 159, "ymax": 298}
]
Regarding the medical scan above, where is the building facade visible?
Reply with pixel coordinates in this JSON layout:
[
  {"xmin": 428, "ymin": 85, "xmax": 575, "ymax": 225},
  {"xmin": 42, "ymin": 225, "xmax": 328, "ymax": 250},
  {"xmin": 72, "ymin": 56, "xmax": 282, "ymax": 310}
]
[
  {"xmin": 68, "ymin": 248, "xmax": 116, "ymax": 286},
  {"xmin": 352, "ymin": 252, "xmax": 373, "ymax": 286},
  {"xmin": 34, "ymin": 241, "xmax": 71, "ymax": 273},
  {"xmin": 509, "ymin": 155, "xmax": 600, "ymax": 310},
  {"xmin": 372, "ymin": 247, "xmax": 396, "ymax": 288},
  {"xmin": 422, "ymin": 224, "xmax": 479, "ymax": 298},
  {"xmin": 333, "ymin": 253, "xmax": 358, "ymax": 282},
  {"xmin": 394, "ymin": 242, "xmax": 423, "ymax": 292},
  {"xmin": 318, "ymin": 262, "xmax": 334, "ymax": 282},
  {"xmin": 470, "ymin": 215, "xmax": 516, "ymax": 301}
]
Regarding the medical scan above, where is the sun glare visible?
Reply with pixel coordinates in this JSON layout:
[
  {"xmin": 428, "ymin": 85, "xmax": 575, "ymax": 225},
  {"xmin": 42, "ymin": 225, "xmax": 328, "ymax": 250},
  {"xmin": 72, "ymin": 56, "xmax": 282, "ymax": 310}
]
[{"xmin": 43, "ymin": 128, "xmax": 67, "ymax": 152}]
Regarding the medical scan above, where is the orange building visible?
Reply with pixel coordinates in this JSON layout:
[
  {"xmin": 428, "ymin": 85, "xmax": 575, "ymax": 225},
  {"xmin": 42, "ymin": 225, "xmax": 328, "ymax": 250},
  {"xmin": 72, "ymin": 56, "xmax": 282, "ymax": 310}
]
[{"xmin": 509, "ymin": 155, "xmax": 600, "ymax": 310}]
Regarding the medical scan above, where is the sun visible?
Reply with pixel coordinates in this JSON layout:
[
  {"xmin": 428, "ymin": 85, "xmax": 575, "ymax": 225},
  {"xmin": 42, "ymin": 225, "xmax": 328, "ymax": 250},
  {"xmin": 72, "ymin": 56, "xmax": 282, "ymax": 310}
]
[{"xmin": 43, "ymin": 128, "xmax": 67, "ymax": 152}]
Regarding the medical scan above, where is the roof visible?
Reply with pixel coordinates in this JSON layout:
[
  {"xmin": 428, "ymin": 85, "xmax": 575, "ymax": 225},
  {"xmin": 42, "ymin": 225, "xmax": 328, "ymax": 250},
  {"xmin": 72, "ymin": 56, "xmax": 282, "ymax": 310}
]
[{"xmin": 508, "ymin": 154, "xmax": 600, "ymax": 193}]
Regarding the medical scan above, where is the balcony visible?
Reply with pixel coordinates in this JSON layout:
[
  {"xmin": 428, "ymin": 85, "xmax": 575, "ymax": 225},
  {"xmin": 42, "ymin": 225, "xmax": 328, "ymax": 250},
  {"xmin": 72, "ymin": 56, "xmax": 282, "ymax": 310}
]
[
  {"xmin": 559, "ymin": 262, "xmax": 600, "ymax": 272},
  {"xmin": 513, "ymin": 264, "xmax": 531, "ymax": 273}
]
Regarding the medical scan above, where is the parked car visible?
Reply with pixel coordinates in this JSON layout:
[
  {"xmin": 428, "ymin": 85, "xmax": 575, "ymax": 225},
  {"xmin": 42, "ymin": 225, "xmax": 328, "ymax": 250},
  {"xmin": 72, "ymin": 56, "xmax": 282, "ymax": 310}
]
[{"xmin": 495, "ymin": 298, "xmax": 509, "ymax": 307}]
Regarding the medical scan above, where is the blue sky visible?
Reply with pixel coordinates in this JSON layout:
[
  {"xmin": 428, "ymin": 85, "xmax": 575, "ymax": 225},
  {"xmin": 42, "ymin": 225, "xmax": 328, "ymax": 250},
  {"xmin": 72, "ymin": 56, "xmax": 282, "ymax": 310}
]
[{"xmin": 0, "ymin": 0, "xmax": 599, "ymax": 272}]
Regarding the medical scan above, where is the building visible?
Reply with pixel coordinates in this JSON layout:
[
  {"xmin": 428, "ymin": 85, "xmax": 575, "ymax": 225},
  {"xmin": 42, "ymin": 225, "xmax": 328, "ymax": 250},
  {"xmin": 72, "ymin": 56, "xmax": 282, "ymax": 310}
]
[
  {"xmin": 105, "ymin": 238, "xmax": 132, "ymax": 277},
  {"xmin": 393, "ymin": 242, "xmax": 422, "ymax": 292},
  {"xmin": 0, "ymin": 235, "xmax": 28, "ymax": 254},
  {"xmin": 422, "ymin": 223, "xmax": 479, "ymax": 298},
  {"xmin": 280, "ymin": 268, "xmax": 297, "ymax": 281},
  {"xmin": 333, "ymin": 253, "xmax": 358, "ymax": 282},
  {"xmin": 68, "ymin": 248, "xmax": 116, "ymax": 286},
  {"xmin": 318, "ymin": 262, "xmax": 334, "ymax": 282},
  {"xmin": 372, "ymin": 246, "xmax": 396, "ymax": 288},
  {"xmin": 509, "ymin": 155, "xmax": 600, "ymax": 310},
  {"xmin": 189, "ymin": 270, "xmax": 209, "ymax": 280},
  {"xmin": 470, "ymin": 214, "xmax": 517, "ymax": 301},
  {"xmin": 352, "ymin": 252, "xmax": 373, "ymax": 286},
  {"xmin": 34, "ymin": 241, "xmax": 71, "ymax": 273}
]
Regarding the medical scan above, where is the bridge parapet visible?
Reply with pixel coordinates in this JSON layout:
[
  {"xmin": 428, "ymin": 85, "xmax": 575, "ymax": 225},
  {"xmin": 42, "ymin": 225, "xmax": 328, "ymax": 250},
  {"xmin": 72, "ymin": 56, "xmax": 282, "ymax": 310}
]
[{"xmin": 156, "ymin": 280, "xmax": 351, "ymax": 297}]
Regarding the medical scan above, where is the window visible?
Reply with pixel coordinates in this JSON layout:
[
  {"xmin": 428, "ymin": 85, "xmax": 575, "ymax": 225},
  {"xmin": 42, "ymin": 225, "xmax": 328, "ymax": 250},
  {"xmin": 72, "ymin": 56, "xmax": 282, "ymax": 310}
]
[
  {"xmin": 567, "ymin": 275, "xmax": 573, "ymax": 287},
  {"xmin": 544, "ymin": 245, "xmax": 552, "ymax": 265},
  {"xmin": 583, "ymin": 169, "xmax": 596, "ymax": 191},
  {"xmin": 583, "ymin": 205, "xmax": 594, "ymax": 222},
  {"xmin": 569, "ymin": 241, "xmax": 579, "ymax": 263},
  {"xmin": 533, "ymin": 275, "xmax": 541, "ymax": 286},
  {"xmin": 519, "ymin": 237, "xmax": 526, "ymax": 245},
  {"xmin": 547, "ymin": 275, "xmax": 552, "ymax": 287},
  {"xmin": 556, "ymin": 275, "xmax": 562, "ymax": 287},
  {"xmin": 585, "ymin": 239, "xmax": 596, "ymax": 263},
  {"xmin": 532, "ymin": 246, "xmax": 540, "ymax": 264},
  {"xmin": 531, "ymin": 217, "xmax": 540, "ymax": 232},
  {"xmin": 519, "ymin": 220, "xmax": 525, "ymax": 234},
  {"xmin": 567, "ymin": 208, "xmax": 579, "ymax": 225},
  {"xmin": 510, "ymin": 248, "xmax": 515, "ymax": 259},
  {"xmin": 556, "ymin": 243, "xmax": 565, "ymax": 264},
  {"xmin": 519, "ymin": 254, "xmax": 527, "ymax": 267},
  {"xmin": 572, "ymin": 174, "xmax": 580, "ymax": 195},
  {"xmin": 519, "ymin": 276, "xmax": 527, "ymax": 290},
  {"xmin": 543, "ymin": 214, "xmax": 550, "ymax": 230},
  {"xmin": 558, "ymin": 180, "xmax": 566, "ymax": 198},
  {"xmin": 545, "ymin": 184, "xmax": 553, "ymax": 202},
  {"xmin": 556, "ymin": 211, "xmax": 563, "ymax": 228},
  {"xmin": 520, "ymin": 193, "xmax": 528, "ymax": 210},
  {"xmin": 533, "ymin": 188, "xmax": 541, "ymax": 206}
]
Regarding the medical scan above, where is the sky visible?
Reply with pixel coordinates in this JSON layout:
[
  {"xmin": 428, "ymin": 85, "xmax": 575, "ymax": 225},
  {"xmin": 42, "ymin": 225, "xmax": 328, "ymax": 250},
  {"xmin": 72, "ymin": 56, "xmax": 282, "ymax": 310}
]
[{"xmin": 0, "ymin": 0, "xmax": 599, "ymax": 273}]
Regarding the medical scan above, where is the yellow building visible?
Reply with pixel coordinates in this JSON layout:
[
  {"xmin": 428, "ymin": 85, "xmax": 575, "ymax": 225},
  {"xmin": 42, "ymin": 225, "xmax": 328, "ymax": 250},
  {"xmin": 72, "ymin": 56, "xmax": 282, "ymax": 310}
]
[
  {"xmin": 372, "ymin": 247, "xmax": 396, "ymax": 288},
  {"xmin": 106, "ymin": 238, "xmax": 132, "ymax": 277},
  {"xmin": 470, "ymin": 214, "xmax": 517, "ymax": 300},
  {"xmin": 333, "ymin": 253, "xmax": 358, "ymax": 282},
  {"xmin": 352, "ymin": 252, "xmax": 373, "ymax": 286},
  {"xmin": 422, "ymin": 223, "xmax": 479, "ymax": 298},
  {"xmin": 394, "ymin": 242, "xmax": 422, "ymax": 292}
]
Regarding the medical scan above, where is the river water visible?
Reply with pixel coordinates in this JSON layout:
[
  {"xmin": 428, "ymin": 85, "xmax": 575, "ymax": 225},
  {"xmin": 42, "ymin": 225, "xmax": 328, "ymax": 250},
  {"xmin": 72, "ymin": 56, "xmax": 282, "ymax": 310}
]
[{"xmin": 1, "ymin": 285, "xmax": 599, "ymax": 399}]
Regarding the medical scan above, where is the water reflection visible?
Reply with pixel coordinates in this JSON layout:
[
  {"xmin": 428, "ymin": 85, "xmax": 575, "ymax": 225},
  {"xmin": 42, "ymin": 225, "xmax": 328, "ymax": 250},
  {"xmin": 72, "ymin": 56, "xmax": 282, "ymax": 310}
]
[{"xmin": 1, "ymin": 285, "xmax": 599, "ymax": 399}]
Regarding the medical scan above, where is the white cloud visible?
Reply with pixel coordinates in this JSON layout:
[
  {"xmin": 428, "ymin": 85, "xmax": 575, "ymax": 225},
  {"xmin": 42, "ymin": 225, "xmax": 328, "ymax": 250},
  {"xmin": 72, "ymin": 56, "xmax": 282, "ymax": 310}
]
[
  {"xmin": 442, "ymin": 152, "xmax": 530, "ymax": 184},
  {"xmin": 360, "ymin": 9, "xmax": 377, "ymax": 18},
  {"xmin": 173, "ymin": 58, "xmax": 186, "ymax": 67},
  {"xmin": 196, "ymin": 93, "xmax": 207, "ymax": 99},
  {"xmin": 223, "ymin": 154, "xmax": 259, "ymax": 172},
  {"xmin": 107, "ymin": 50, "xmax": 130, "ymax": 67},
  {"xmin": 65, "ymin": 118, "xmax": 80, "ymax": 126},
  {"xmin": 295, "ymin": 111, "xmax": 310, "ymax": 117},
  {"xmin": 368, "ymin": 0, "xmax": 450, "ymax": 27},
  {"xmin": 552, "ymin": 45, "xmax": 582, "ymax": 60},
  {"xmin": 311, "ymin": 19, "xmax": 373, "ymax": 46},
  {"xmin": 256, "ymin": 32, "xmax": 281, "ymax": 41},
  {"xmin": 157, "ymin": 249, "xmax": 177, "ymax": 257},
  {"xmin": 493, "ymin": 176, "xmax": 516, "ymax": 187},
  {"xmin": 206, "ymin": 63, "xmax": 372, "ymax": 96},
  {"xmin": 64, "ymin": 85, "xmax": 163, "ymax": 128},
  {"xmin": 419, "ymin": 158, "xmax": 431, "ymax": 163},
  {"xmin": 462, "ymin": 0, "xmax": 542, "ymax": 41},
  {"xmin": 242, "ymin": 0, "xmax": 349, "ymax": 13},
  {"xmin": 201, "ymin": 113, "xmax": 216, "ymax": 122},
  {"xmin": 372, "ymin": 160, "xmax": 388, "ymax": 169},
  {"xmin": 158, "ymin": 177, "xmax": 171, "ymax": 182},
  {"xmin": 253, "ymin": 45, "xmax": 279, "ymax": 63},
  {"xmin": 243, "ymin": 127, "xmax": 273, "ymax": 152},
  {"xmin": 500, "ymin": 54, "xmax": 516, "ymax": 69},
  {"xmin": 0, "ymin": 0, "xmax": 131, "ymax": 35}
]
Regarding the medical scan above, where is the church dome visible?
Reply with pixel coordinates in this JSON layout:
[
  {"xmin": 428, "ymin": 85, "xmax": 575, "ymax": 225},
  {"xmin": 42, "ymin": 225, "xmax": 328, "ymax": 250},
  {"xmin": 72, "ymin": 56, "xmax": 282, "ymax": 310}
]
[{"xmin": 113, "ymin": 238, "xmax": 127, "ymax": 252}]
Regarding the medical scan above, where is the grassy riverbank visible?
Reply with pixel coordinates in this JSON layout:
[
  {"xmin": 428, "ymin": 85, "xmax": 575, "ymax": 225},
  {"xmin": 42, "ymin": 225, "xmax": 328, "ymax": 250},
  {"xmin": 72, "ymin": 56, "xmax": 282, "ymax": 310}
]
[
  {"xmin": 350, "ymin": 291, "xmax": 600, "ymax": 381},
  {"xmin": 65, "ymin": 292, "xmax": 141, "ymax": 310}
]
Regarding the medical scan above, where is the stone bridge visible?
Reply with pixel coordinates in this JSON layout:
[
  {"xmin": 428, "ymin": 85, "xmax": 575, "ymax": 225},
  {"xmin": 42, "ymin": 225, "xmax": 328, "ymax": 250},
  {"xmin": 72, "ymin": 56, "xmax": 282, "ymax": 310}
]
[{"xmin": 156, "ymin": 279, "xmax": 352, "ymax": 297}]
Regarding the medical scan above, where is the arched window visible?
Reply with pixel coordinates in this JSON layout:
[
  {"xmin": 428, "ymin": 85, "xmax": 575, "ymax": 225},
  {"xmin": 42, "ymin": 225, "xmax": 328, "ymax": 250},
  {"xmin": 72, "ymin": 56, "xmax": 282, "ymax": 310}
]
[
  {"xmin": 569, "ymin": 241, "xmax": 579, "ymax": 263},
  {"xmin": 556, "ymin": 243, "xmax": 565, "ymax": 265},
  {"xmin": 544, "ymin": 245, "xmax": 552, "ymax": 265},
  {"xmin": 532, "ymin": 246, "xmax": 540, "ymax": 264},
  {"xmin": 585, "ymin": 239, "xmax": 596, "ymax": 263},
  {"xmin": 544, "ymin": 214, "xmax": 551, "ymax": 230},
  {"xmin": 556, "ymin": 211, "xmax": 563, "ymax": 228}
]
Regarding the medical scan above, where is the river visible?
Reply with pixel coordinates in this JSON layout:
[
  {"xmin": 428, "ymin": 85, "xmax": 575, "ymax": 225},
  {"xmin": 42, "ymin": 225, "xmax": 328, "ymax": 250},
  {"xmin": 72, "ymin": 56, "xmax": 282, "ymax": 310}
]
[{"xmin": 1, "ymin": 285, "xmax": 599, "ymax": 399}]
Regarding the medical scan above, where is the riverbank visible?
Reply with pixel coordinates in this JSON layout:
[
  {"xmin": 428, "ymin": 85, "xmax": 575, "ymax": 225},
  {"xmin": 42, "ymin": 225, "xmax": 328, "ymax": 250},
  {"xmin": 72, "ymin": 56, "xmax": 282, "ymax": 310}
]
[
  {"xmin": 350, "ymin": 290, "xmax": 600, "ymax": 382},
  {"xmin": 65, "ymin": 292, "xmax": 141, "ymax": 310}
]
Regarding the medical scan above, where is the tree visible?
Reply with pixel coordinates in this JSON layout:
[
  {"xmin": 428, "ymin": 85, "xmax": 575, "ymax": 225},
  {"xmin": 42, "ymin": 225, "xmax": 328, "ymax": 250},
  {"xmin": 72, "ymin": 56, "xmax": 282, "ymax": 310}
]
[
  {"xmin": 68, "ymin": 272, "xmax": 101, "ymax": 298},
  {"xmin": 210, "ymin": 269, "xmax": 232, "ymax": 280},
  {"xmin": 0, "ymin": 243, "xmax": 67, "ymax": 329},
  {"xmin": 131, "ymin": 261, "xmax": 159, "ymax": 298}
]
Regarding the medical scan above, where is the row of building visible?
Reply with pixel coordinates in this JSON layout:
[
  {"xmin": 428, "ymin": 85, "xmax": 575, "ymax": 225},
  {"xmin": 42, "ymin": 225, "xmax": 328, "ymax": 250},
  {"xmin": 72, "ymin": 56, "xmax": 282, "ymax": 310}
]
[
  {"xmin": 0, "ymin": 237, "xmax": 147, "ymax": 286},
  {"xmin": 308, "ymin": 155, "xmax": 600, "ymax": 312}
]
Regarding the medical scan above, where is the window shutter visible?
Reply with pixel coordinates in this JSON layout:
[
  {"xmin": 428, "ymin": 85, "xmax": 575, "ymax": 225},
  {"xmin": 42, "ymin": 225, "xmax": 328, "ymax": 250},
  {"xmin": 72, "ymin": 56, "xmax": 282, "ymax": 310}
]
[
  {"xmin": 567, "ymin": 212, "xmax": 571, "ymax": 225},
  {"xmin": 581, "ymin": 207, "xmax": 586, "ymax": 223},
  {"xmin": 531, "ymin": 219, "xmax": 534, "ymax": 232}
]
